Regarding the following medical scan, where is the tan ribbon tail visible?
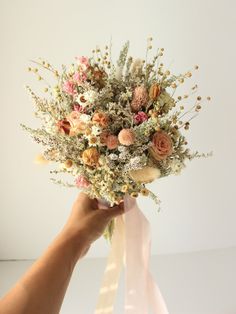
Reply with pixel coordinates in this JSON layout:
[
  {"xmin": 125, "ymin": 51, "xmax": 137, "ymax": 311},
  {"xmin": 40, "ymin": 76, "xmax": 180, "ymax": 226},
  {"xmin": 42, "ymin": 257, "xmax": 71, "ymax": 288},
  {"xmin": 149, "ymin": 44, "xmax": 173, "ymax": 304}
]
[{"xmin": 94, "ymin": 215, "xmax": 125, "ymax": 314}]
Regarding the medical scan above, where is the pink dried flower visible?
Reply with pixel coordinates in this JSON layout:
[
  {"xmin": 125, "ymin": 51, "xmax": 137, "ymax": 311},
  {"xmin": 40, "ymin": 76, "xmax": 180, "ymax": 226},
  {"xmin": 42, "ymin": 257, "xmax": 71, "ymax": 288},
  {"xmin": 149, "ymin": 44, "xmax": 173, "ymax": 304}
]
[
  {"xmin": 76, "ymin": 56, "xmax": 90, "ymax": 70},
  {"xmin": 75, "ymin": 175, "xmax": 90, "ymax": 188},
  {"xmin": 118, "ymin": 129, "xmax": 135, "ymax": 146},
  {"xmin": 131, "ymin": 85, "xmax": 149, "ymax": 112},
  {"xmin": 73, "ymin": 103, "xmax": 85, "ymax": 113},
  {"xmin": 73, "ymin": 71, "xmax": 87, "ymax": 83},
  {"xmin": 134, "ymin": 111, "xmax": 148, "ymax": 124},
  {"xmin": 63, "ymin": 80, "xmax": 76, "ymax": 95}
]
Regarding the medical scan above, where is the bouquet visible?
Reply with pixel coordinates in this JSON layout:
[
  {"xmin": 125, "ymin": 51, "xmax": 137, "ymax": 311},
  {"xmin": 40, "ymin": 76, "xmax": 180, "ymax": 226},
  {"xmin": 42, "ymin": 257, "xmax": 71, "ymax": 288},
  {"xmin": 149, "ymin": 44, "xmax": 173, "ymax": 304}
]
[{"xmin": 22, "ymin": 39, "xmax": 212, "ymax": 238}]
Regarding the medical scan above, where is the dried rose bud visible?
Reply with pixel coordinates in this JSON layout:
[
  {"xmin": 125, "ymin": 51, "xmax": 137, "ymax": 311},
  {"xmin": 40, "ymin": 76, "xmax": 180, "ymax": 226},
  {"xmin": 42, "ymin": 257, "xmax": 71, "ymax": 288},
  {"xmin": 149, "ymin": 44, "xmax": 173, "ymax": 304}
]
[{"xmin": 149, "ymin": 83, "xmax": 161, "ymax": 101}]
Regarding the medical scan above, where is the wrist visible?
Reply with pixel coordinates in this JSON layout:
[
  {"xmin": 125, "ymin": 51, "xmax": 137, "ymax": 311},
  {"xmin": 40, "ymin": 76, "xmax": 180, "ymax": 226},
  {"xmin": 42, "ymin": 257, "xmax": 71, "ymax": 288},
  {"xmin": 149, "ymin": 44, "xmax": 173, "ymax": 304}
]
[{"xmin": 58, "ymin": 226, "xmax": 90, "ymax": 261}]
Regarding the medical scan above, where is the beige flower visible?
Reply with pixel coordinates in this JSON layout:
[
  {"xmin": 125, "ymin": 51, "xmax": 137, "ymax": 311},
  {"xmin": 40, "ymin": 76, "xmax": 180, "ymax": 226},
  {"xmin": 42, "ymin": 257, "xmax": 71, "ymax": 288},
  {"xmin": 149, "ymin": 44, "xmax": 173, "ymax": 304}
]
[
  {"xmin": 129, "ymin": 166, "xmax": 161, "ymax": 183},
  {"xmin": 149, "ymin": 131, "xmax": 173, "ymax": 160}
]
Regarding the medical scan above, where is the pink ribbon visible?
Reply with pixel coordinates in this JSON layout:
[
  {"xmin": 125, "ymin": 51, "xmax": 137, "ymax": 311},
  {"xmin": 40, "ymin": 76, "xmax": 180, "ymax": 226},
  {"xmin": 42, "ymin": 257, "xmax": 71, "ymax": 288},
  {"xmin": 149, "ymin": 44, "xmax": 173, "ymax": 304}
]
[{"xmin": 95, "ymin": 194, "xmax": 169, "ymax": 314}]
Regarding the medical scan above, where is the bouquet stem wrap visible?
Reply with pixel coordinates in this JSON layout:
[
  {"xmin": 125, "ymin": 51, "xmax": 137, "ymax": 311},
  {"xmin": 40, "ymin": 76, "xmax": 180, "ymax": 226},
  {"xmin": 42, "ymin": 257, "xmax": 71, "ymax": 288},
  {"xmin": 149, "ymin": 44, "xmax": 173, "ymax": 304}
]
[{"xmin": 95, "ymin": 194, "xmax": 169, "ymax": 314}]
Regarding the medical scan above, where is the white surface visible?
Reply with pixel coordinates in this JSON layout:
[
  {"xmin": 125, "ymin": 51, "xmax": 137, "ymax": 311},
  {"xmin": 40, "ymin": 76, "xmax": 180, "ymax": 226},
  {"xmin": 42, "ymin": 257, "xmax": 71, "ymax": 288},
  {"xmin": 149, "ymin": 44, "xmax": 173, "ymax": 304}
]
[
  {"xmin": 0, "ymin": 0, "xmax": 236, "ymax": 260},
  {"xmin": 1, "ymin": 247, "xmax": 236, "ymax": 314}
]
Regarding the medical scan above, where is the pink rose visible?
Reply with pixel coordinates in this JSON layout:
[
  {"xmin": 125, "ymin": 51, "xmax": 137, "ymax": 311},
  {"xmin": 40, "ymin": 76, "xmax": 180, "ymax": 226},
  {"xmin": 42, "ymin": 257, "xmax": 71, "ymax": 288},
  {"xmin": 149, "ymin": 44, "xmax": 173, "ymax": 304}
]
[
  {"xmin": 73, "ymin": 71, "xmax": 87, "ymax": 84},
  {"xmin": 63, "ymin": 80, "xmax": 76, "ymax": 95},
  {"xmin": 75, "ymin": 175, "xmax": 90, "ymax": 188},
  {"xmin": 118, "ymin": 129, "xmax": 135, "ymax": 146},
  {"xmin": 134, "ymin": 111, "xmax": 148, "ymax": 124},
  {"xmin": 149, "ymin": 131, "xmax": 173, "ymax": 160},
  {"xmin": 106, "ymin": 135, "xmax": 118, "ymax": 149},
  {"xmin": 76, "ymin": 56, "xmax": 90, "ymax": 70}
]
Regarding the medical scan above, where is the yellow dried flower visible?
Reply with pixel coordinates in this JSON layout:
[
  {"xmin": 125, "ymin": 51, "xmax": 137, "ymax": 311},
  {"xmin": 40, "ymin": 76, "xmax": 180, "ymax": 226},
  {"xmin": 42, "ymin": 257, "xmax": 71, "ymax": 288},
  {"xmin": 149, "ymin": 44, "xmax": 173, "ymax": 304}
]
[
  {"xmin": 121, "ymin": 185, "xmax": 129, "ymax": 193},
  {"xmin": 130, "ymin": 192, "xmax": 139, "ymax": 198},
  {"xmin": 82, "ymin": 147, "xmax": 100, "ymax": 167}
]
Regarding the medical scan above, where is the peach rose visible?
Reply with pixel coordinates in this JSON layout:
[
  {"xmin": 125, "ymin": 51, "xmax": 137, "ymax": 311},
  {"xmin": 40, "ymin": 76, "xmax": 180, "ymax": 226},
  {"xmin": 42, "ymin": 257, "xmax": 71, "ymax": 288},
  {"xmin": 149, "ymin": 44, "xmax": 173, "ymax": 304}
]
[
  {"xmin": 118, "ymin": 129, "xmax": 135, "ymax": 146},
  {"xmin": 66, "ymin": 111, "xmax": 81, "ymax": 126},
  {"xmin": 66, "ymin": 111, "xmax": 88, "ymax": 135},
  {"xmin": 100, "ymin": 130, "xmax": 110, "ymax": 145},
  {"xmin": 92, "ymin": 112, "xmax": 109, "ymax": 128},
  {"xmin": 82, "ymin": 147, "xmax": 100, "ymax": 166},
  {"xmin": 149, "ymin": 131, "xmax": 173, "ymax": 160},
  {"xmin": 106, "ymin": 135, "xmax": 118, "ymax": 149},
  {"xmin": 57, "ymin": 119, "xmax": 71, "ymax": 135}
]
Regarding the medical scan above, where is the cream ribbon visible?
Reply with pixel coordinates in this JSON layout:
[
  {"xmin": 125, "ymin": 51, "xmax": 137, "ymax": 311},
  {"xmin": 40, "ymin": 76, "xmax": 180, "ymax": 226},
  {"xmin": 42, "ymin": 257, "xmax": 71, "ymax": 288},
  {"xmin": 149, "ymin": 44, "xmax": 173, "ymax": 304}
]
[{"xmin": 95, "ymin": 194, "xmax": 169, "ymax": 314}]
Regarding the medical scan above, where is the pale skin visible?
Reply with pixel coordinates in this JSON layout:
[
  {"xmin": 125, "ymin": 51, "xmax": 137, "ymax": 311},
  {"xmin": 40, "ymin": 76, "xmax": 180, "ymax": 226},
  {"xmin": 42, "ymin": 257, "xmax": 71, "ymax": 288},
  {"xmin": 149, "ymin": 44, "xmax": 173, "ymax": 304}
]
[{"xmin": 0, "ymin": 192, "xmax": 124, "ymax": 314}]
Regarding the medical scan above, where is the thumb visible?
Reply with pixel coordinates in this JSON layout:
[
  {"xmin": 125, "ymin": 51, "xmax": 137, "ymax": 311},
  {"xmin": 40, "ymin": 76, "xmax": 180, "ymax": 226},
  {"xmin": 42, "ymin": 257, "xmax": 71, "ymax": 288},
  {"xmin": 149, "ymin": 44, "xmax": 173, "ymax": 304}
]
[{"xmin": 106, "ymin": 201, "xmax": 125, "ymax": 218}]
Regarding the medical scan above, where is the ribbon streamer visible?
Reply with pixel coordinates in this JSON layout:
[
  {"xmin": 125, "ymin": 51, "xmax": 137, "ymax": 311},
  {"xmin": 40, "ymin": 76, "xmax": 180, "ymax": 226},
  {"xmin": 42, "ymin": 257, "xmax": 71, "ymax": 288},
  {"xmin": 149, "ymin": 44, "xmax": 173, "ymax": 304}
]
[{"xmin": 95, "ymin": 194, "xmax": 169, "ymax": 314}]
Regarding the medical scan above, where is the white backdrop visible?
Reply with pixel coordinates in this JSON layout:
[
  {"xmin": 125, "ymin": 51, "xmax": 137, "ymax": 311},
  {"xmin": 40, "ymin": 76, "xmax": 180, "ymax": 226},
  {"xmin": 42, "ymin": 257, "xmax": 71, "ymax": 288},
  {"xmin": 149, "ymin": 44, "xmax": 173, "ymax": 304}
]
[
  {"xmin": 0, "ymin": 0, "xmax": 236, "ymax": 313},
  {"xmin": 0, "ymin": 0, "xmax": 235, "ymax": 260}
]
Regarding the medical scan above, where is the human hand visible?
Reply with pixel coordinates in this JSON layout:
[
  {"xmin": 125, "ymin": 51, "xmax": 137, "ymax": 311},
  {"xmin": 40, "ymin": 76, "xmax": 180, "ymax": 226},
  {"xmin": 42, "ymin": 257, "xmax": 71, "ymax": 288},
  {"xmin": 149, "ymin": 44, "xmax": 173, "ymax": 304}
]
[{"xmin": 61, "ymin": 192, "xmax": 124, "ymax": 259}]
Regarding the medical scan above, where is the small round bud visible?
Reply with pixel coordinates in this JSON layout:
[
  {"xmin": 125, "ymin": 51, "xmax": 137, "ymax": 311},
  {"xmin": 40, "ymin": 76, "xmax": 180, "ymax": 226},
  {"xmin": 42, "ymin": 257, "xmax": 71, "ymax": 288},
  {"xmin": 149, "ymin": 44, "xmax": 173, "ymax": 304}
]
[
  {"xmin": 64, "ymin": 160, "xmax": 73, "ymax": 168},
  {"xmin": 130, "ymin": 191, "xmax": 139, "ymax": 198},
  {"xmin": 140, "ymin": 188, "xmax": 149, "ymax": 196}
]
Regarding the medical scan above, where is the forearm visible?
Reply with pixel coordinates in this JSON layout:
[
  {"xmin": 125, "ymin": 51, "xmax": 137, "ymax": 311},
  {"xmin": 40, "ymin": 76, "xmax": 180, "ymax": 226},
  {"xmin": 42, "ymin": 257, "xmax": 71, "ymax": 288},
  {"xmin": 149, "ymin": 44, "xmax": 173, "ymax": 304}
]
[{"xmin": 0, "ymin": 228, "xmax": 86, "ymax": 314}]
